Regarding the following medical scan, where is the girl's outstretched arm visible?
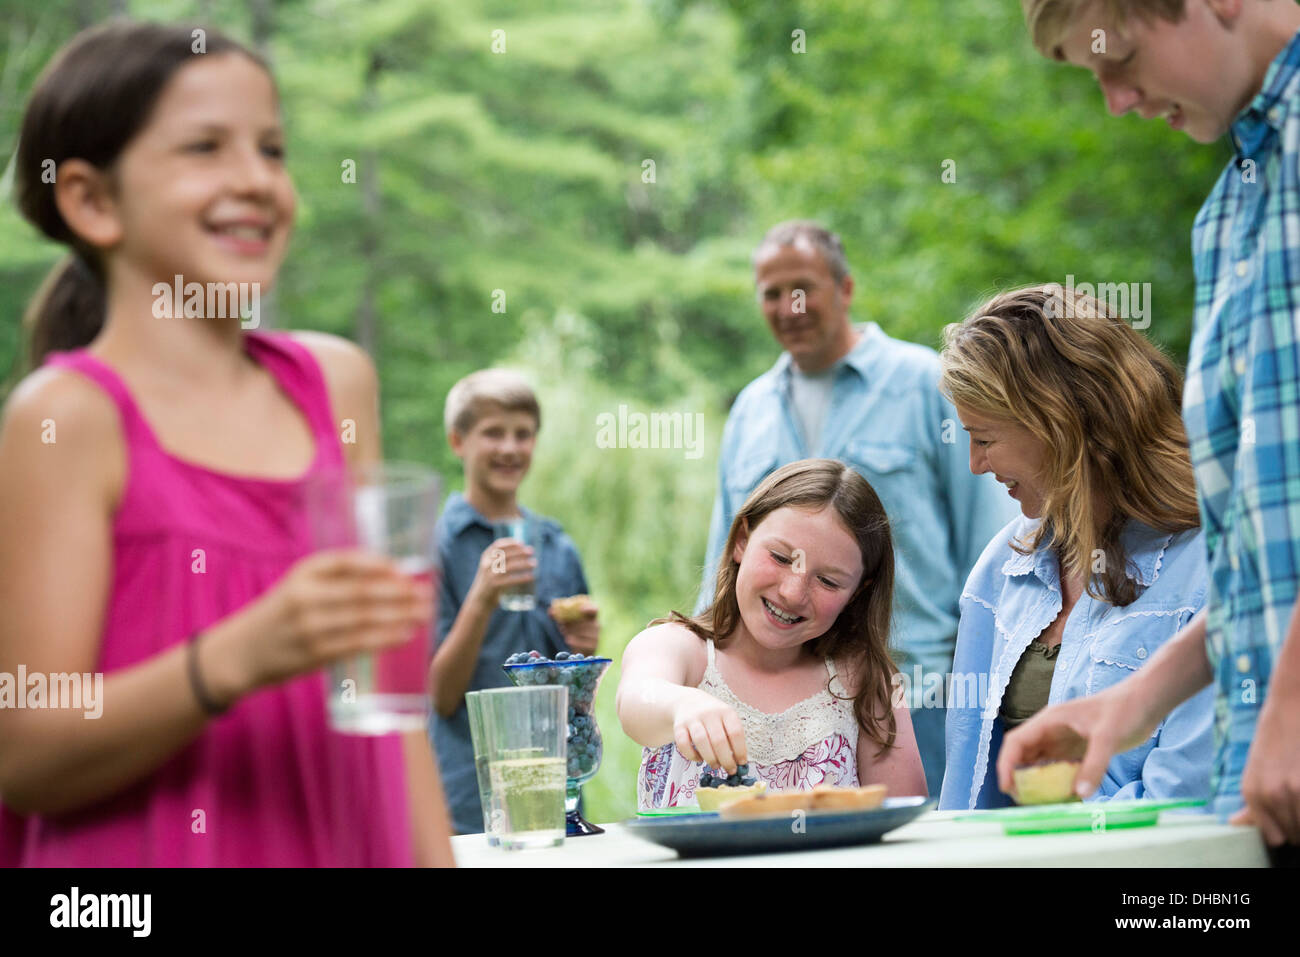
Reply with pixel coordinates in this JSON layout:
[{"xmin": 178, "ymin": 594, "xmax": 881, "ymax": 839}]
[
  {"xmin": 616, "ymin": 623, "xmax": 701, "ymax": 747},
  {"xmin": 616, "ymin": 622, "xmax": 747, "ymax": 772}
]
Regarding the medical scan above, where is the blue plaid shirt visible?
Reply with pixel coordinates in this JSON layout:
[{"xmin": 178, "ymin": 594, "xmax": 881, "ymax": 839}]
[{"xmin": 1184, "ymin": 28, "xmax": 1300, "ymax": 819}]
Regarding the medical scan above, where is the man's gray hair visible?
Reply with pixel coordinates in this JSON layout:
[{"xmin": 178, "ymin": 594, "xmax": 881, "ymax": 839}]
[{"xmin": 752, "ymin": 220, "xmax": 851, "ymax": 283}]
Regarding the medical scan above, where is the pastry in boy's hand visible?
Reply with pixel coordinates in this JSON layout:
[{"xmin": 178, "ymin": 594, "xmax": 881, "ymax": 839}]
[{"xmin": 549, "ymin": 594, "xmax": 594, "ymax": 624}]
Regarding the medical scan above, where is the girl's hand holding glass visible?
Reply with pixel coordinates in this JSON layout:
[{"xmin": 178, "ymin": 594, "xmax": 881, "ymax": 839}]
[{"xmin": 209, "ymin": 548, "xmax": 433, "ymax": 703}]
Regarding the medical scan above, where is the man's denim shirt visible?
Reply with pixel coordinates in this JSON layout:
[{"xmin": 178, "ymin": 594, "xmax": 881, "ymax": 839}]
[{"xmin": 938, "ymin": 515, "xmax": 1215, "ymax": 810}]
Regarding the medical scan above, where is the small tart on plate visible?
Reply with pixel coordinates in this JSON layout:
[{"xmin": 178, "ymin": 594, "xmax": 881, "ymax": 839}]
[
  {"xmin": 719, "ymin": 783, "xmax": 888, "ymax": 819},
  {"xmin": 695, "ymin": 780, "xmax": 768, "ymax": 812}
]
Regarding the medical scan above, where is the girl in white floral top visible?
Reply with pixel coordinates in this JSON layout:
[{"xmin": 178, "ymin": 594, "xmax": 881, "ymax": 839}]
[{"xmin": 617, "ymin": 459, "xmax": 928, "ymax": 810}]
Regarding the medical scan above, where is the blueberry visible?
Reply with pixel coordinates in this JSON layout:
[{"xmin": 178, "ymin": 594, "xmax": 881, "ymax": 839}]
[
  {"xmin": 699, "ymin": 774, "xmax": 714, "ymax": 788},
  {"xmin": 736, "ymin": 764, "xmax": 749, "ymax": 776},
  {"xmin": 556, "ymin": 651, "xmax": 570, "ymax": 660},
  {"xmin": 570, "ymin": 653, "xmax": 584, "ymax": 660}
]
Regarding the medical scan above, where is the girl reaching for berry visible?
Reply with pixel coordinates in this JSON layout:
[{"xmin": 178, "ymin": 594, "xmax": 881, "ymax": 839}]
[
  {"xmin": 0, "ymin": 21, "xmax": 453, "ymax": 866},
  {"xmin": 617, "ymin": 459, "xmax": 927, "ymax": 810}
]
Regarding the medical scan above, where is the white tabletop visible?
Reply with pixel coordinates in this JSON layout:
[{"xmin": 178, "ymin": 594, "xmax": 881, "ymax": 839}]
[{"xmin": 450, "ymin": 809, "xmax": 1269, "ymax": 867}]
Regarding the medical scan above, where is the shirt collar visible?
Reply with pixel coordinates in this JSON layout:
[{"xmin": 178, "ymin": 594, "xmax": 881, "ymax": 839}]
[
  {"xmin": 773, "ymin": 320, "xmax": 880, "ymax": 384},
  {"xmin": 1000, "ymin": 518, "xmax": 1173, "ymax": 589},
  {"xmin": 1231, "ymin": 26, "xmax": 1300, "ymax": 160},
  {"xmin": 441, "ymin": 491, "xmax": 542, "ymax": 540}
]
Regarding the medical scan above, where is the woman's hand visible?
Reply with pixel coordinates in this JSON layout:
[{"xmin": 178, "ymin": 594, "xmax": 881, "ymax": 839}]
[
  {"xmin": 671, "ymin": 688, "xmax": 747, "ymax": 774},
  {"xmin": 216, "ymin": 548, "xmax": 433, "ymax": 701}
]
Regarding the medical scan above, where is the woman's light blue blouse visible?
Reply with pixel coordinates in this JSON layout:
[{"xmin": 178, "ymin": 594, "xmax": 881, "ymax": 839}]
[{"xmin": 938, "ymin": 515, "xmax": 1215, "ymax": 811}]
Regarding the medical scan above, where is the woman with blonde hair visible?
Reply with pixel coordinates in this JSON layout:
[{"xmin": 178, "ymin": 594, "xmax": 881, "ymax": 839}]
[{"xmin": 937, "ymin": 284, "xmax": 1214, "ymax": 809}]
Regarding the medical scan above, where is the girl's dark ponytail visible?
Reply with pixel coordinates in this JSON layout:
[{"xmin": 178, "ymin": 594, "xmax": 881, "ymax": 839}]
[
  {"xmin": 12, "ymin": 19, "xmax": 270, "ymax": 369},
  {"xmin": 21, "ymin": 253, "xmax": 107, "ymax": 369}
]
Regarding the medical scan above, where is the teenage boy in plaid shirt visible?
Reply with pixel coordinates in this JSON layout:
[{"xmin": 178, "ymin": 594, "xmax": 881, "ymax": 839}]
[{"xmin": 998, "ymin": 0, "xmax": 1300, "ymax": 865}]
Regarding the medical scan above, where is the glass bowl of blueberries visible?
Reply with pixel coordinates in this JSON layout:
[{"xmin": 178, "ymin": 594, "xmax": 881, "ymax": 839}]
[{"xmin": 503, "ymin": 650, "xmax": 612, "ymax": 836}]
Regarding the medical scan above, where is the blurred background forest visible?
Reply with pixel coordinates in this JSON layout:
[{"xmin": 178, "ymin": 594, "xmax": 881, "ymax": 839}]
[{"xmin": 0, "ymin": 0, "xmax": 1229, "ymax": 825}]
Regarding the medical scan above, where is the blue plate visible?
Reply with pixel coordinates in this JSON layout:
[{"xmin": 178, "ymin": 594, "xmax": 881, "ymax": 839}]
[{"xmin": 624, "ymin": 797, "xmax": 932, "ymax": 858}]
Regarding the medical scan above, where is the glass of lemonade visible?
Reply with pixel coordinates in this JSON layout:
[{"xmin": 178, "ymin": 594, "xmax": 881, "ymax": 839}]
[
  {"xmin": 491, "ymin": 517, "xmax": 536, "ymax": 611},
  {"xmin": 477, "ymin": 686, "xmax": 567, "ymax": 850},
  {"xmin": 307, "ymin": 462, "xmax": 441, "ymax": 735}
]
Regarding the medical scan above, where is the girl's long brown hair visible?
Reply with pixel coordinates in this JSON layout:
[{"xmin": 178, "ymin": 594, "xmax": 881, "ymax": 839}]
[
  {"xmin": 939, "ymin": 285, "xmax": 1200, "ymax": 607},
  {"xmin": 656, "ymin": 459, "xmax": 899, "ymax": 756},
  {"xmin": 13, "ymin": 20, "xmax": 270, "ymax": 371}
]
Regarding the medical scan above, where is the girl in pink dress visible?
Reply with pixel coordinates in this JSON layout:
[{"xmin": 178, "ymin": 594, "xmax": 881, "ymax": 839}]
[
  {"xmin": 618, "ymin": 459, "xmax": 928, "ymax": 810},
  {"xmin": 0, "ymin": 21, "xmax": 453, "ymax": 866}
]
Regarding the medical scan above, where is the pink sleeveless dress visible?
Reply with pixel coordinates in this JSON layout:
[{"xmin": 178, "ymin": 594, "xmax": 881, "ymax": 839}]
[
  {"xmin": 0, "ymin": 331, "xmax": 414, "ymax": 867},
  {"xmin": 637, "ymin": 639, "xmax": 861, "ymax": 810}
]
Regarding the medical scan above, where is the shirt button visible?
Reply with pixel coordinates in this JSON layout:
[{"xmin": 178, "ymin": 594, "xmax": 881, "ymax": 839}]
[
  {"xmin": 1237, "ymin": 654, "xmax": 1252, "ymax": 674},
  {"xmin": 1235, "ymin": 261, "xmax": 1250, "ymax": 278},
  {"xmin": 1235, "ymin": 358, "xmax": 1247, "ymax": 376},
  {"xmin": 1269, "ymin": 107, "xmax": 1282, "ymax": 125},
  {"xmin": 1136, "ymin": 647, "xmax": 1148, "ymax": 660}
]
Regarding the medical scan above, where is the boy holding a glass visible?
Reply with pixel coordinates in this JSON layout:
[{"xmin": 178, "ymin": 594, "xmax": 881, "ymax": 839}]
[{"xmin": 427, "ymin": 369, "xmax": 600, "ymax": 834}]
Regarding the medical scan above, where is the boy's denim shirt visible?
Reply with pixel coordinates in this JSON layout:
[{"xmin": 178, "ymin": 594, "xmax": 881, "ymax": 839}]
[
  {"xmin": 938, "ymin": 514, "xmax": 1215, "ymax": 811},
  {"xmin": 430, "ymin": 492, "xmax": 590, "ymax": 834}
]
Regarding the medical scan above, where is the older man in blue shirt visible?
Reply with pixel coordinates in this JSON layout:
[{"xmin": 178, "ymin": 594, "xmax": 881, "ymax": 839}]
[{"xmin": 697, "ymin": 221, "xmax": 1017, "ymax": 796}]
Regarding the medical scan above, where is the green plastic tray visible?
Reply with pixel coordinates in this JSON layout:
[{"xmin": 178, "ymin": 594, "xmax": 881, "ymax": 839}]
[{"xmin": 954, "ymin": 798, "xmax": 1206, "ymax": 835}]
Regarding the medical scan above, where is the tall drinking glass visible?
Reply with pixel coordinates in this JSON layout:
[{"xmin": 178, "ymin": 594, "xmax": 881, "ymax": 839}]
[
  {"xmin": 308, "ymin": 462, "xmax": 441, "ymax": 735},
  {"xmin": 491, "ymin": 517, "xmax": 536, "ymax": 611},
  {"xmin": 478, "ymin": 686, "xmax": 567, "ymax": 850}
]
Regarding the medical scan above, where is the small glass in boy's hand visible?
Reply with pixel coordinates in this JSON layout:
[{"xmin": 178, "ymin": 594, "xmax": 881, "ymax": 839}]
[{"xmin": 491, "ymin": 518, "xmax": 536, "ymax": 611}]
